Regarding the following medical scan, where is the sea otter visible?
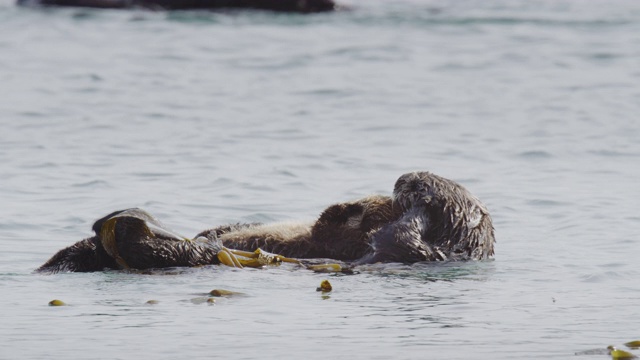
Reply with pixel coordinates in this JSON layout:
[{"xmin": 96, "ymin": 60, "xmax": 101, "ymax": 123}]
[
  {"xmin": 214, "ymin": 172, "xmax": 495, "ymax": 263},
  {"xmin": 36, "ymin": 171, "xmax": 495, "ymax": 273},
  {"xmin": 16, "ymin": 0, "xmax": 336, "ymax": 12},
  {"xmin": 36, "ymin": 195, "xmax": 395, "ymax": 273}
]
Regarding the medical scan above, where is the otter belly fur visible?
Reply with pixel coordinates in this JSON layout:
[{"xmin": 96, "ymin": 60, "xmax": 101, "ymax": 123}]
[
  {"xmin": 36, "ymin": 172, "xmax": 495, "ymax": 273},
  {"xmin": 206, "ymin": 221, "xmax": 315, "ymax": 257},
  {"xmin": 196, "ymin": 194, "xmax": 395, "ymax": 261}
]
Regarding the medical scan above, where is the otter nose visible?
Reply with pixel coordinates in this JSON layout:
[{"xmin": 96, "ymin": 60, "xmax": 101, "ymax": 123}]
[{"xmin": 407, "ymin": 185, "xmax": 433, "ymax": 208}]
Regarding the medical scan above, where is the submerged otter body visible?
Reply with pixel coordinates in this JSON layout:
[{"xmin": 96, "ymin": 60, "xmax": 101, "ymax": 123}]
[
  {"xmin": 17, "ymin": 0, "xmax": 335, "ymax": 12},
  {"xmin": 37, "ymin": 172, "xmax": 495, "ymax": 273}
]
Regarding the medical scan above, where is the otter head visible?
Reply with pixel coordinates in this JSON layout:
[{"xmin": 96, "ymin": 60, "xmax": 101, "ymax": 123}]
[{"xmin": 392, "ymin": 172, "xmax": 441, "ymax": 216}]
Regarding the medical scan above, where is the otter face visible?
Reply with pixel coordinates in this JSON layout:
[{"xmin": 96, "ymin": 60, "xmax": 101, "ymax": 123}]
[{"xmin": 392, "ymin": 172, "xmax": 438, "ymax": 214}]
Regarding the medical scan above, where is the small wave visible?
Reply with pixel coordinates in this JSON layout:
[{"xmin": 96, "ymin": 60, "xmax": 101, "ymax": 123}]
[
  {"xmin": 589, "ymin": 149, "xmax": 640, "ymax": 158},
  {"xmin": 340, "ymin": 7, "xmax": 635, "ymax": 29},
  {"xmin": 527, "ymin": 199, "xmax": 571, "ymax": 207},
  {"xmin": 357, "ymin": 260, "xmax": 495, "ymax": 282},
  {"xmin": 517, "ymin": 150, "xmax": 553, "ymax": 160},
  {"xmin": 580, "ymin": 271, "xmax": 625, "ymax": 283},
  {"xmin": 72, "ymin": 180, "xmax": 110, "ymax": 188}
]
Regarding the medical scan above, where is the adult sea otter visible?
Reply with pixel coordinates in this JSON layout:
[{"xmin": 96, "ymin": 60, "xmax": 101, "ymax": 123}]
[
  {"xmin": 36, "ymin": 172, "xmax": 495, "ymax": 273},
  {"xmin": 213, "ymin": 171, "xmax": 495, "ymax": 263}
]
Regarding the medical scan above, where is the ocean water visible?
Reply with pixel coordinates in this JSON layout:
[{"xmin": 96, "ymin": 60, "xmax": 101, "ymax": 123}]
[{"xmin": 1, "ymin": 0, "xmax": 640, "ymax": 359}]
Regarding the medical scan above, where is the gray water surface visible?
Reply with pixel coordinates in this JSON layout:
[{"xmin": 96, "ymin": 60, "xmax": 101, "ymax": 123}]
[{"xmin": 1, "ymin": 0, "xmax": 640, "ymax": 359}]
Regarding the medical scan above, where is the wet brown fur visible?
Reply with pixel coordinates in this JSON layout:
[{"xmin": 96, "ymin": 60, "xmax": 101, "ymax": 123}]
[
  {"xmin": 361, "ymin": 171, "xmax": 495, "ymax": 263},
  {"xmin": 36, "ymin": 172, "xmax": 495, "ymax": 272},
  {"xmin": 37, "ymin": 209, "xmax": 221, "ymax": 273},
  {"xmin": 308, "ymin": 194, "xmax": 395, "ymax": 260},
  {"xmin": 36, "ymin": 237, "xmax": 116, "ymax": 273},
  {"xmin": 197, "ymin": 195, "xmax": 395, "ymax": 261}
]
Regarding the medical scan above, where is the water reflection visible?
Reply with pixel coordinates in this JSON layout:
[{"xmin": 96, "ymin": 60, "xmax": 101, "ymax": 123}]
[
  {"xmin": 357, "ymin": 260, "xmax": 496, "ymax": 282},
  {"xmin": 331, "ymin": 261, "xmax": 498, "ymax": 331}
]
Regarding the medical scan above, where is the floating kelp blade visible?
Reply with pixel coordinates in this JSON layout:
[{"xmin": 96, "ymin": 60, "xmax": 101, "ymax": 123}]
[
  {"xmin": 219, "ymin": 247, "xmax": 345, "ymax": 272},
  {"xmin": 609, "ymin": 347, "xmax": 637, "ymax": 359},
  {"xmin": 235, "ymin": 258, "xmax": 263, "ymax": 267},
  {"xmin": 218, "ymin": 247, "xmax": 303, "ymax": 269},
  {"xmin": 257, "ymin": 248, "xmax": 301, "ymax": 265},
  {"xmin": 209, "ymin": 289, "xmax": 245, "ymax": 297},
  {"xmin": 224, "ymin": 248, "xmax": 302, "ymax": 268},
  {"xmin": 625, "ymin": 341, "xmax": 640, "ymax": 350},
  {"xmin": 611, "ymin": 349, "xmax": 637, "ymax": 359},
  {"xmin": 308, "ymin": 263, "xmax": 343, "ymax": 273},
  {"xmin": 217, "ymin": 248, "xmax": 243, "ymax": 268},
  {"xmin": 316, "ymin": 280, "xmax": 332, "ymax": 292},
  {"xmin": 48, "ymin": 299, "xmax": 66, "ymax": 306}
]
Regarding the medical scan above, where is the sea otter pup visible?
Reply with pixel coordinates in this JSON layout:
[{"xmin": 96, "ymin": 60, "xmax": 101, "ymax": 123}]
[
  {"xmin": 197, "ymin": 194, "xmax": 395, "ymax": 261},
  {"xmin": 17, "ymin": 0, "xmax": 336, "ymax": 12}
]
